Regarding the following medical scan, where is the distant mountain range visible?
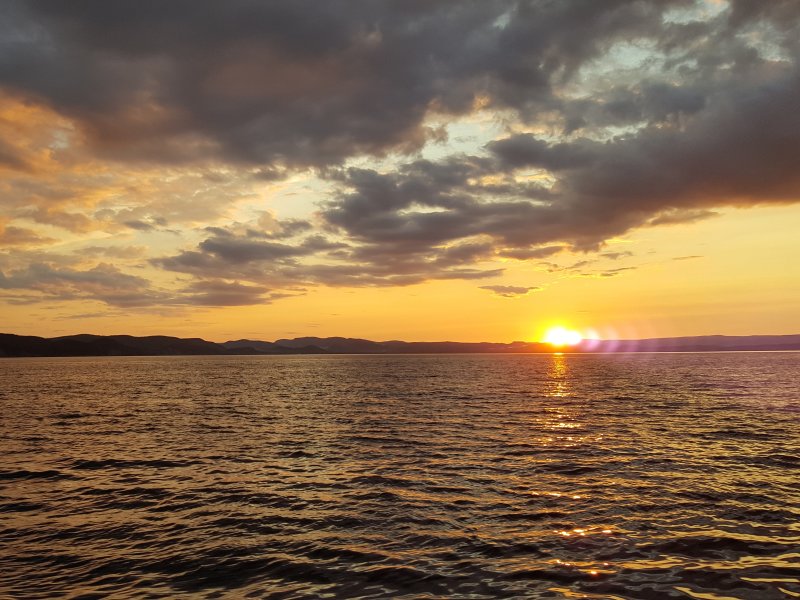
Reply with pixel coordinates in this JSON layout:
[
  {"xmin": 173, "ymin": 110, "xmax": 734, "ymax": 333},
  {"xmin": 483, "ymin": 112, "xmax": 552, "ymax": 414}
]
[{"xmin": 1, "ymin": 333, "xmax": 799, "ymax": 357}]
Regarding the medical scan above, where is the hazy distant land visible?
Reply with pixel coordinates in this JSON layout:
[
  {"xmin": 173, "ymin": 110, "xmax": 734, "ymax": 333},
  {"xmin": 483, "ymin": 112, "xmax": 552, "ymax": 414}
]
[{"xmin": 1, "ymin": 333, "xmax": 799, "ymax": 357}]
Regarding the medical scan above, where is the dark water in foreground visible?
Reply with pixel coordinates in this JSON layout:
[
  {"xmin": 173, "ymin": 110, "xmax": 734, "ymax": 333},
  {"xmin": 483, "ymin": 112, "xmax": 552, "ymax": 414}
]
[{"xmin": 1, "ymin": 353, "xmax": 799, "ymax": 599}]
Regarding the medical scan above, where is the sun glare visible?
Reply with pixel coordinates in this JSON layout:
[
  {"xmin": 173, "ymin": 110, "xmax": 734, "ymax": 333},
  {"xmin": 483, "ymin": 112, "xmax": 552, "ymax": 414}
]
[{"xmin": 543, "ymin": 326, "xmax": 583, "ymax": 347}]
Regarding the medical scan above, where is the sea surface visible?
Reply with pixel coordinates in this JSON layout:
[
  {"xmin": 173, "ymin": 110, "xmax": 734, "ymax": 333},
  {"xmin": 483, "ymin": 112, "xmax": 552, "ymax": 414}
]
[{"xmin": 1, "ymin": 353, "xmax": 799, "ymax": 599}]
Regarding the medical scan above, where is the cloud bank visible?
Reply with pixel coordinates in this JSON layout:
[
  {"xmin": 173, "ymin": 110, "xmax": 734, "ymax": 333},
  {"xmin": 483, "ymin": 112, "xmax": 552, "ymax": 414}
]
[{"xmin": 0, "ymin": 0, "xmax": 798, "ymax": 307}]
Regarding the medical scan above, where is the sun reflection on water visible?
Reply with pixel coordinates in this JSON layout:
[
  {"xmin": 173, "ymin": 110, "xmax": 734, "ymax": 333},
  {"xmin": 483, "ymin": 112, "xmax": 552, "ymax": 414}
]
[{"xmin": 546, "ymin": 353, "xmax": 570, "ymax": 398}]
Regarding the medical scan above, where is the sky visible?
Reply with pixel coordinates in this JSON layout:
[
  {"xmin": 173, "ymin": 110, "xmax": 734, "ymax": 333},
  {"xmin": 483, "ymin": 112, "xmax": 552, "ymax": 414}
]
[{"xmin": 1, "ymin": 0, "xmax": 799, "ymax": 343}]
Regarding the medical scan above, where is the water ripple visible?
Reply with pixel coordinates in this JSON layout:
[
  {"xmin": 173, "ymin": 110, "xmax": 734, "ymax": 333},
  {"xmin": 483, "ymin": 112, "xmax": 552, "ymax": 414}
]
[{"xmin": 1, "ymin": 353, "xmax": 798, "ymax": 599}]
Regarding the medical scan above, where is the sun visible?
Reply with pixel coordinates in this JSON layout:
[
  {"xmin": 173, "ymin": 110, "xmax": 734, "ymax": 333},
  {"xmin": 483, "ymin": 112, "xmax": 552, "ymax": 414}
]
[{"xmin": 543, "ymin": 326, "xmax": 583, "ymax": 347}]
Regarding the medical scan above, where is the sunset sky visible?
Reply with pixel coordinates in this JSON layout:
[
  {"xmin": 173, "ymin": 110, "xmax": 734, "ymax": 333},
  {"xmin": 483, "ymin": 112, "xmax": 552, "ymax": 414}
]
[{"xmin": 1, "ymin": 0, "xmax": 798, "ymax": 342}]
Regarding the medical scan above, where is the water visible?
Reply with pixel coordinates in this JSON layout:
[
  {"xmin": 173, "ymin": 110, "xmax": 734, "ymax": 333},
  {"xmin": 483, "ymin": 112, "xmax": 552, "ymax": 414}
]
[{"xmin": 1, "ymin": 353, "xmax": 798, "ymax": 599}]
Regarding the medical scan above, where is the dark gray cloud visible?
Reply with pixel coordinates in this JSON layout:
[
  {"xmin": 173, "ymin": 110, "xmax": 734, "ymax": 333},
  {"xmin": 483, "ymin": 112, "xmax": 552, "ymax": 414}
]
[
  {"xmin": 0, "ymin": 251, "xmax": 299, "ymax": 308},
  {"xmin": 2, "ymin": 1, "xmax": 799, "ymax": 302},
  {"xmin": 204, "ymin": 218, "xmax": 313, "ymax": 241},
  {"xmin": 320, "ymin": 50, "xmax": 800, "ymax": 258},
  {"xmin": 646, "ymin": 209, "xmax": 718, "ymax": 227},
  {"xmin": 321, "ymin": 159, "xmax": 561, "ymax": 249},
  {"xmin": 596, "ymin": 266, "xmax": 638, "ymax": 277},
  {"xmin": 0, "ymin": 138, "xmax": 30, "ymax": 170},
  {"xmin": 0, "ymin": 262, "xmax": 161, "ymax": 306},
  {"xmin": 491, "ymin": 63, "xmax": 800, "ymax": 229},
  {"xmin": 167, "ymin": 32, "xmax": 800, "ymax": 295},
  {"xmin": 54, "ymin": 311, "xmax": 114, "ymax": 320},
  {"xmin": 123, "ymin": 219, "xmax": 156, "ymax": 232},
  {"xmin": 154, "ymin": 227, "xmax": 323, "ymax": 284},
  {"xmin": 24, "ymin": 208, "xmax": 95, "ymax": 233},
  {"xmin": 0, "ymin": 0, "xmax": 693, "ymax": 168},
  {"xmin": 601, "ymin": 251, "xmax": 634, "ymax": 261},
  {"xmin": 263, "ymin": 219, "xmax": 314, "ymax": 240},
  {"xmin": 179, "ymin": 280, "xmax": 276, "ymax": 307},
  {"xmin": 0, "ymin": 225, "xmax": 53, "ymax": 246},
  {"xmin": 479, "ymin": 284, "xmax": 540, "ymax": 298},
  {"xmin": 197, "ymin": 236, "xmax": 308, "ymax": 263},
  {"xmin": 498, "ymin": 245, "xmax": 565, "ymax": 260},
  {"xmin": 157, "ymin": 223, "xmax": 502, "ymax": 289},
  {"xmin": 280, "ymin": 262, "xmax": 502, "ymax": 288}
]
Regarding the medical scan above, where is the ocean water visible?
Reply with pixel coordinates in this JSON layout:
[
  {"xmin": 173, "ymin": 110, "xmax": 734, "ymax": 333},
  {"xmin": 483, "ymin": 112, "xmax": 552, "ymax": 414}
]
[{"xmin": 1, "ymin": 353, "xmax": 798, "ymax": 599}]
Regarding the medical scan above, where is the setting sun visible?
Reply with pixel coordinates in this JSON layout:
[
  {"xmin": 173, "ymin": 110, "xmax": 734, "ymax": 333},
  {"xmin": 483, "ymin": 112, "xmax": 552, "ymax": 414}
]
[{"xmin": 543, "ymin": 326, "xmax": 583, "ymax": 347}]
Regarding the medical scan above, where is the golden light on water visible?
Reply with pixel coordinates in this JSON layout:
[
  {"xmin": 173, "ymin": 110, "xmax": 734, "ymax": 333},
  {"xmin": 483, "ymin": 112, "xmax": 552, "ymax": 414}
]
[{"xmin": 542, "ymin": 326, "xmax": 583, "ymax": 348}]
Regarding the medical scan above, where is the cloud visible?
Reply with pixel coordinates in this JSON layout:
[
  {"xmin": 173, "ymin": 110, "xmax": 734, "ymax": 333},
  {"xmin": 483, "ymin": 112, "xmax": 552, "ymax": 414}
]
[
  {"xmin": 197, "ymin": 236, "xmax": 310, "ymax": 263},
  {"xmin": 601, "ymin": 251, "xmax": 634, "ymax": 261},
  {"xmin": 157, "ymin": 222, "xmax": 502, "ymax": 291},
  {"xmin": 1, "ymin": 1, "xmax": 799, "ymax": 305},
  {"xmin": 320, "ymin": 44, "xmax": 800, "ymax": 259},
  {"xmin": 123, "ymin": 219, "xmax": 157, "ymax": 232},
  {"xmin": 24, "ymin": 208, "xmax": 96, "ymax": 233},
  {"xmin": 320, "ymin": 159, "xmax": 559, "ymax": 250},
  {"xmin": 0, "ymin": 137, "xmax": 31, "ymax": 171},
  {"xmin": 588, "ymin": 266, "xmax": 639, "ymax": 278},
  {"xmin": 498, "ymin": 245, "xmax": 565, "ymax": 260},
  {"xmin": 481, "ymin": 57, "xmax": 800, "ymax": 239},
  {"xmin": 0, "ymin": 262, "xmax": 162, "ymax": 307},
  {"xmin": 80, "ymin": 245, "xmax": 147, "ymax": 259},
  {"xmin": 0, "ymin": 251, "xmax": 295, "ymax": 309},
  {"xmin": 479, "ymin": 284, "xmax": 540, "ymax": 298},
  {"xmin": 647, "ymin": 209, "xmax": 718, "ymax": 227},
  {"xmin": 0, "ymin": 224, "xmax": 54, "ymax": 247},
  {"xmin": 54, "ymin": 311, "xmax": 114, "ymax": 320},
  {"xmin": 0, "ymin": 1, "xmax": 696, "ymax": 168},
  {"xmin": 179, "ymin": 280, "xmax": 279, "ymax": 307}
]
